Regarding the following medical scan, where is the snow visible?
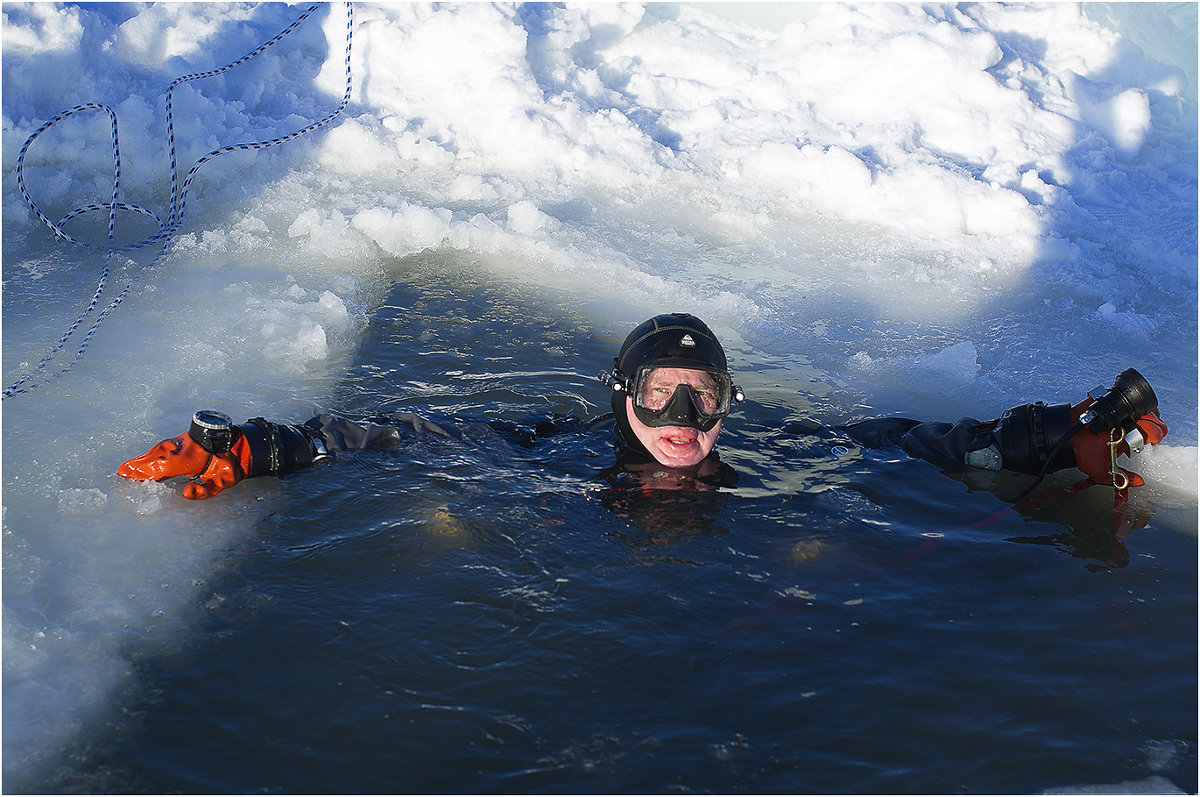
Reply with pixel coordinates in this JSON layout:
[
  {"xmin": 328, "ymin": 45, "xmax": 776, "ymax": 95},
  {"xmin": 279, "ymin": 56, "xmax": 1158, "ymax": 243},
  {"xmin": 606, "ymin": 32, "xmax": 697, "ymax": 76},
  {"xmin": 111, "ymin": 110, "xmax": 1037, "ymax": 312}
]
[{"xmin": 2, "ymin": 1, "xmax": 1196, "ymax": 786}]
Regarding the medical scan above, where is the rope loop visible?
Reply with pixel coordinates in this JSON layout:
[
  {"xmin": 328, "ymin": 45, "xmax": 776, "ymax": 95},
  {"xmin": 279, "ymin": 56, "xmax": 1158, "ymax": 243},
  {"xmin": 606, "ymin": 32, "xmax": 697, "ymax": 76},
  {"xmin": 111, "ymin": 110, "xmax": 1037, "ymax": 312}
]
[{"xmin": 4, "ymin": 2, "xmax": 355, "ymax": 400}]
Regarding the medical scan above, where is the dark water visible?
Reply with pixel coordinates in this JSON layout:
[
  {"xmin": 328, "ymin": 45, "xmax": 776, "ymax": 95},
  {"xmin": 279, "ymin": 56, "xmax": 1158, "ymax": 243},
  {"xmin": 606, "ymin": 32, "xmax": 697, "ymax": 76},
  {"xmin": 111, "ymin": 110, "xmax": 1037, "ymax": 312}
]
[{"xmin": 43, "ymin": 274, "xmax": 1197, "ymax": 794}]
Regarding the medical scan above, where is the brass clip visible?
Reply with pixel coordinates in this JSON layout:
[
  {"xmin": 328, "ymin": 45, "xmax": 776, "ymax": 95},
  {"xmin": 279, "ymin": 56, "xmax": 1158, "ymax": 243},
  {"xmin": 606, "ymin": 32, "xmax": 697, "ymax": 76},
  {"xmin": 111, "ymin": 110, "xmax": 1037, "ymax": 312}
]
[{"xmin": 1108, "ymin": 427, "xmax": 1129, "ymax": 491}]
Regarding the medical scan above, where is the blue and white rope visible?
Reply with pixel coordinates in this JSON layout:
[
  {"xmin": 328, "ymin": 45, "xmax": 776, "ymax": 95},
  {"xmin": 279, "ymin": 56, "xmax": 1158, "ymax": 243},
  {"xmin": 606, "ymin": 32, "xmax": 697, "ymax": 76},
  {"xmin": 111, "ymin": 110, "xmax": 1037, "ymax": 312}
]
[{"xmin": 5, "ymin": 2, "xmax": 354, "ymax": 399}]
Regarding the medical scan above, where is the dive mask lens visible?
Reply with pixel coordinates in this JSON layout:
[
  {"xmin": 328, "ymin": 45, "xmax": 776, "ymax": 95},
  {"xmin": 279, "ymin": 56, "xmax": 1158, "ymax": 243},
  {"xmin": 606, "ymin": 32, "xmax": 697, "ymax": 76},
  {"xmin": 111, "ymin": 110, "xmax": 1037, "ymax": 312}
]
[{"xmin": 631, "ymin": 366, "xmax": 733, "ymax": 429}]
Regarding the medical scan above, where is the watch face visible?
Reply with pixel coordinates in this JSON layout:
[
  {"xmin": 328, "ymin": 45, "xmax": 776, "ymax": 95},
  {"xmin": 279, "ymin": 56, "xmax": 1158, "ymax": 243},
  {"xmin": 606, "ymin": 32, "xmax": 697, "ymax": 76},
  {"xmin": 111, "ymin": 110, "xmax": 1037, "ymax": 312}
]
[
  {"xmin": 192, "ymin": 410, "xmax": 233, "ymax": 430},
  {"xmin": 190, "ymin": 410, "xmax": 235, "ymax": 454}
]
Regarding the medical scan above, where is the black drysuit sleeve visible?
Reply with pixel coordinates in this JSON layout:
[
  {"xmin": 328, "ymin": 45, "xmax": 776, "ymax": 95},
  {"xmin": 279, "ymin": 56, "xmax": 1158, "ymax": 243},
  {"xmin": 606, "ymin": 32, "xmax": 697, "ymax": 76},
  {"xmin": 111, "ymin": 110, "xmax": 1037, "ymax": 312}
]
[
  {"xmin": 843, "ymin": 402, "xmax": 1078, "ymax": 476},
  {"xmin": 843, "ymin": 417, "xmax": 1000, "ymax": 470},
  {"xmin": 233, "ymin": 412, "xmax": 456, "ymax": 478},
  {"xmin": 305, "ymin": 412, "xmax": 455, "ymax": 453}
]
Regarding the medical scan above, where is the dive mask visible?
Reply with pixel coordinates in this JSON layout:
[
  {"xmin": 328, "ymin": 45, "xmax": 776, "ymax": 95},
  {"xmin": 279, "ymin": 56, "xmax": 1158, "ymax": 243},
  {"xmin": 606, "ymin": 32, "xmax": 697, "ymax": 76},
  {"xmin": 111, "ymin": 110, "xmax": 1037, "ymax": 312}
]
[{"xmin": 602, "ymin": 364, "xmax": 744, "ymax": 432}]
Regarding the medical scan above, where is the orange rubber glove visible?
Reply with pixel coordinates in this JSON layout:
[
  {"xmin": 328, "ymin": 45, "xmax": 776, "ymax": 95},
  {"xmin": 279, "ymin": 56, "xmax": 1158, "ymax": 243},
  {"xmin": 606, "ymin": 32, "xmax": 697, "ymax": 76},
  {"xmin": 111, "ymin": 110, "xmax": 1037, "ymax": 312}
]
[
  {"xmin": 118, "ymin": 432, "xmax": 254, "ymax": 499},
  {"xmin": 1070, "ymin": 397, "xmax": 1168, "ymax": 488}
]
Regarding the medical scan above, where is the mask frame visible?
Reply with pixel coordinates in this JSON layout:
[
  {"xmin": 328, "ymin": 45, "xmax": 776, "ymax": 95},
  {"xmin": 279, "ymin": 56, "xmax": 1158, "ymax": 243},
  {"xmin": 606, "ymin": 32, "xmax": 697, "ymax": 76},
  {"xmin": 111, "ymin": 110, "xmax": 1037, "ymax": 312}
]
[{"xmin": 601, "ymin": 363, "xmax": 744, "ymax": 432}]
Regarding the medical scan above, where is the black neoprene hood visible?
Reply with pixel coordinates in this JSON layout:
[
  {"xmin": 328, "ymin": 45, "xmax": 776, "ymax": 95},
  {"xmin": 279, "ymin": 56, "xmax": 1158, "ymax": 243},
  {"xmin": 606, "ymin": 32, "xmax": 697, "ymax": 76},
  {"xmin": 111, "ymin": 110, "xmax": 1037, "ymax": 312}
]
[{"xmin": 614, "ymin": 313, "xmax": 728, "ymax": 378}]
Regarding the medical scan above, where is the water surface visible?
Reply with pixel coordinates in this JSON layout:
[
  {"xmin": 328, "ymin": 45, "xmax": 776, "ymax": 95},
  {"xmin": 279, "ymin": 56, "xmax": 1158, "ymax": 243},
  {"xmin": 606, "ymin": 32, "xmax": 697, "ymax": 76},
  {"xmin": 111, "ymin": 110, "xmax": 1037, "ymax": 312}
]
[{"xmin": 38, "ymin": 275, "xmax": 1196, "ymax": 794}]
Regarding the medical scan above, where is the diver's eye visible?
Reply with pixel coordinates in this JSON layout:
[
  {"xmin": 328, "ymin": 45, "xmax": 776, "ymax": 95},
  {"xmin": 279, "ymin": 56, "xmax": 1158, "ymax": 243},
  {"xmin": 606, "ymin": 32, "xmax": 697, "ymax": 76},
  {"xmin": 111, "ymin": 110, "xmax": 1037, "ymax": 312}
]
[{"xmin": 643, "ymin": 386, "xmax": 673, "ymax": 409}]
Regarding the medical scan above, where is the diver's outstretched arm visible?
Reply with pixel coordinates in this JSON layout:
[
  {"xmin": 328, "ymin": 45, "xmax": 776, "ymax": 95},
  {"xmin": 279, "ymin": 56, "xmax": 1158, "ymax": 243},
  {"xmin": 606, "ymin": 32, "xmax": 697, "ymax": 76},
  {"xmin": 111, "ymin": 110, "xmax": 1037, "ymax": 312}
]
[
  {"xmin": 847, "ymin": 369, "xmax": 1167, "ymax": 488},
  {"xmin": 117, "ymin": 411, "xmax": 451, "ymax": 499}
]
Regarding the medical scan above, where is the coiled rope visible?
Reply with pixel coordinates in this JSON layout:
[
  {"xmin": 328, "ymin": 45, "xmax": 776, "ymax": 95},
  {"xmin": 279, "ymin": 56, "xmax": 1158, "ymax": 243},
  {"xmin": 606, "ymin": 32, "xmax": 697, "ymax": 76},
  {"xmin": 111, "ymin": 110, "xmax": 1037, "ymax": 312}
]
[{"xmin": 4, "ymin": 2, "xmax": 354, "ymax": 399}]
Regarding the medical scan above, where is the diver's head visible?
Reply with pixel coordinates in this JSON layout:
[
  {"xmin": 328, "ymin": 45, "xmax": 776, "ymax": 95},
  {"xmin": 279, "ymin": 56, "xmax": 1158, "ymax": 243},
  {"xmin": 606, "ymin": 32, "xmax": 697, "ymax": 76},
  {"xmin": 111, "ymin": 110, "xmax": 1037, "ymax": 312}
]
[{"xmin": 600, "ymin": 313, "xmax": 743, "ymax": 468}]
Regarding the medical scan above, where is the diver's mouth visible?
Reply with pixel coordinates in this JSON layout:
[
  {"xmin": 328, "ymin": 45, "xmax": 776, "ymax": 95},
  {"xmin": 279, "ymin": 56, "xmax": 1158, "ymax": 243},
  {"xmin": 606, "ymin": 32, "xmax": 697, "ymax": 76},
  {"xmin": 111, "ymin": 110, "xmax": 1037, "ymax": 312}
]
[{"xmin": 659, "ymin": 429, "xmax": 700, "ymax": 448}]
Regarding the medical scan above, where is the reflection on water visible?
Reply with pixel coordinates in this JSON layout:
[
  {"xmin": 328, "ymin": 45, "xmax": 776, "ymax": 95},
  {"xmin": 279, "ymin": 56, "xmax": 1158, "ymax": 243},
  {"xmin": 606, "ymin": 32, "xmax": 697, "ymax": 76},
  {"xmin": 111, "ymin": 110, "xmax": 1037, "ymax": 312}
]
[{"xmin": 598, "ymin": 450, "xmax": 736, "ymax": 546}]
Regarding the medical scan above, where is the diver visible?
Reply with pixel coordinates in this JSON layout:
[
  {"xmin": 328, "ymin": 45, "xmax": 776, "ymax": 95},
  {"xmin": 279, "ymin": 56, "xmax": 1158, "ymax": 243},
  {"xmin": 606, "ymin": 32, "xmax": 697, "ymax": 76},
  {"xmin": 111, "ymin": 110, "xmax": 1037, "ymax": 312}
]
[{"xmin": 117, "ymin": 313, "xmax": 1168, "ymax": 501}]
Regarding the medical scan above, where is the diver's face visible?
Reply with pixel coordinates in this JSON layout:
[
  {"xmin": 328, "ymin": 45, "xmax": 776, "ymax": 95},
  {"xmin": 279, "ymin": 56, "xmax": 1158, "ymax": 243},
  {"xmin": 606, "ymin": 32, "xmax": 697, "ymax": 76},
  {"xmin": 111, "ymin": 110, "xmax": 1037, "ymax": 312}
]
[{"xmin": 626, "ymin": 395, "xmax": 722, "ymax": 468}]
